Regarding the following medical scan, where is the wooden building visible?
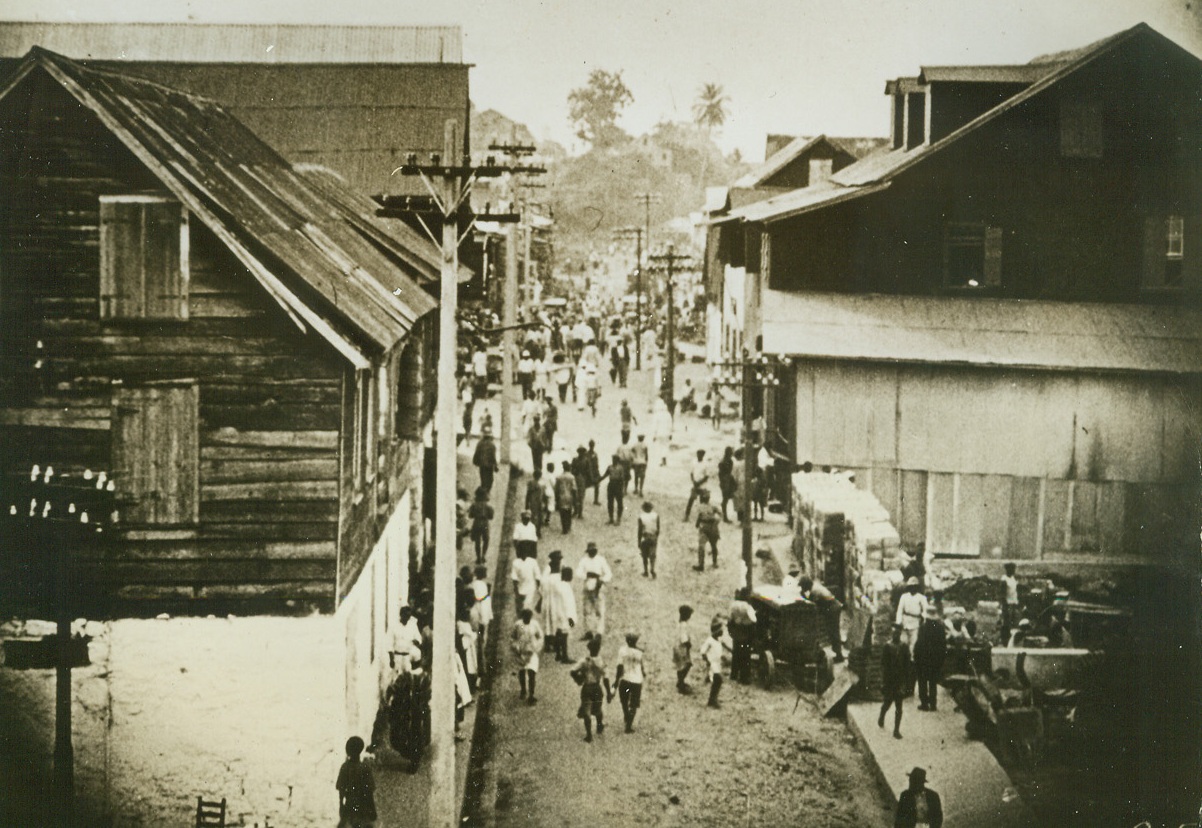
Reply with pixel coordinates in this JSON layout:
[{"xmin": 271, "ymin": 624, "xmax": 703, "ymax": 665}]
[
  {"xmin": 705, "ymin": 24, "xmax": 1202, "ymax": 569},
  {"xmin": 0, "ymin": 22, "xmax": 470, "ymax": 199}
]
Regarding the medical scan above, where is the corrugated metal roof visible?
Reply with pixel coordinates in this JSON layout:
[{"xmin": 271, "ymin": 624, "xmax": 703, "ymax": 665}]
[
  {"xmin": 760, "ymin": 290, "xmax": 1202, "ymax": 373},
  {"xmin": 918, "ymin": 64, "xmax": 1058, "ymax": 84},
  {"xmin": 719, "ymin": 181, "xmax": 889, "ymax": 224},
  {"xmin": 0, "ymin": 22, "xmax": 463, "ymax": 63},
  {"xmin": 735, "ymin": 134, "xmax": 888, "ymax": 188},
  {"xmin": 6, "ymin": 48, "xmax": 441, "ymax": 361}
]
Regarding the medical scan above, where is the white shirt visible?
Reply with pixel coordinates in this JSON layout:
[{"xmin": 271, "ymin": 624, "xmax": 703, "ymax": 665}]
[
  {"xmin": 617, "ymin": 644, "xmax": 645, "ymax": 684},
  {"xmin": 700, "ymin": 636, "xmax": 723, "ymax": 675},
  {"xmin": 896, "ymin": 591, "xmax": 930, "ymax": 630},
  {"xmin": 391, "ymin": 617, "xmax": 422, "ymax": 657},
  {"xmin": 472, "ymin": 350, "xmax": 488, "ymax": 377},
  {"xmin": 690, "ymin": 458, "xmax": 709, "ymax": 486},
  {"xmin": 510, "ymin": 556, "xmax": 540, "ymax": 598},
  {"xmin": 1003, "ymin": 575, "xmax": 1019, "ymax": 605},
  {"xmin": 578, "ymin": 554, "xmax": 612, "ymax": 593},
  {"xmin": 513, "ymin": 520, "xmax": 538, "ymax": 543}
]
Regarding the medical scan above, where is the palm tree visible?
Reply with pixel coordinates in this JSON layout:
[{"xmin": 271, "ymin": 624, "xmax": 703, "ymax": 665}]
[
  {"xmin": 692, "ymin": 82, "xmax": 729, "ymax": 187},
  {"xmin": 692, "ymin": 83, "xmax": 729, "ymax": 137}
]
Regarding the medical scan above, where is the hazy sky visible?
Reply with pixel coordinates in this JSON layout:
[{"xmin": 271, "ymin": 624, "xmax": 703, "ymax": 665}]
[{"xmin": 6, "ymin": 0, "xmax": 1201, "ymax": 160}]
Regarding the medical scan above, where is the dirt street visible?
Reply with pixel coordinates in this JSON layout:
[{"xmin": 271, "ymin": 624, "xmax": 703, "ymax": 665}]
[{"xmin": 480, "ymin": 361, "xmax": 892, "ymax": 827}]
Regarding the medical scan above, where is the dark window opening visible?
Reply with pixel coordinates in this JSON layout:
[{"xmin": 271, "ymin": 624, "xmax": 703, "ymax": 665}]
[{"xmin": 943, "ymin": 223, "xmax": 1002, "ymax": 289}]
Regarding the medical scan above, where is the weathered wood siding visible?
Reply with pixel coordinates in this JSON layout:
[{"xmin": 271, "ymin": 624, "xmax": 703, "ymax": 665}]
[
  {"xmin": 793, "ymin": 359, "xmax": 1202, "ymax": 566},
  {"xmin": 0, "ymin": 69, "xmax": 377, "ymax": 613}
]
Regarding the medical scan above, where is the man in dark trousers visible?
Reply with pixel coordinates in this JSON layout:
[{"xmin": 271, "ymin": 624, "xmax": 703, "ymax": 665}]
[
  {"xmin": 913, "ymin": 605, "xmax": 948, "ymax": 712},
  {"xmin": 801, "ymin": 575, "xmax": 845, "ymax": 663},
  {"xmin": 878, "ymin": 623, "xmax": 911, "ymax": 739},
  {"xmin": 894, "ymin": 766, "xmax": 943, "ymax": 828},
  {"xmin": 472, "ymin": 423, "xmax": 498, "ymax": 495},
  {"xmin": 554, "ymin": 461, "xmax": 578, "ymax": 534}
]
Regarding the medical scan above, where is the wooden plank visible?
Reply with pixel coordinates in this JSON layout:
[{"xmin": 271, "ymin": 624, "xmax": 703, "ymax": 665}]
[
  {"xmin": 109, "ymin": 539, "xmax": 336, "ymax": 561},
  {"xmin": 199, "ymin": 402, "xmax": 340, "ymax": 431},
  {"xmin": 926, "ymin": 472, "xmax": 955, "ymax": 555},
  {"xmin": 204, "ymin": 428, "xmax": 339, "ymax": 450},
  {"xmin": 979, "ymin": 474, "xmax": 1013, "ymax": 558},
  {"xmin": 97, "ymin": 558, "xmax": 335, "ymax": 584},
  {"xmin": 201, "ymin": 500, "xmax": 339, "ymax": 522},
  {"xmin": 201, "ymin": 458, "xmax": 339, "ymax": 483},
  {"xmin": 1098, "ymin": 482, "xmax": 1128, "ymax": 555},
  {"xmin": 1007, "ymin": 477, "xmax": 1042, "ymax": 559},
  {"xmin": 0, "ymin": 408, "xmax": 110, "ymax": 430},
  {"xmin": 201, "ymin": 480, "xmax": 338, "ymax": 501},
  {"xmin": 898, "ymin": 469, "xmax": 927, "ymax": 549},
  {"xmin": 952, "ymin": 473, "xmax": 984, "ymax": 557},
  {"xmin": 201, "ymin": 444, "xmax": 336, "ymax": 461},
  {"xmin": 1042, "ymin": 479, "xmax": 1072, "ymax": 554},
  {"xmin": 200, "ymin": 522, "xmax": 338, "ymax": 541}
]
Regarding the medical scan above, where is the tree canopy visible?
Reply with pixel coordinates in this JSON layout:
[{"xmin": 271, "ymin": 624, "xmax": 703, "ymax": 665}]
[
  {"xmin": 568, "ymin": 69, "xmax": 634, "ymax": 149},
  {"xmin": 692, "ymin": 82, "xmax": 729, "ymax": 135}
]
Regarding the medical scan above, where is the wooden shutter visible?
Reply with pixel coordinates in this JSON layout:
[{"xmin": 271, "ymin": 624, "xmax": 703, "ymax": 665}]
[
  {"xmin": 1183, "ymin": 214, "xmax": 1202, "ymax": 291},
  {"xmin": 983, "ymin": 226, "xmax": 1004, "ymax": 286},
  {"xmin": 1142, "ymin": 215, "xmax": 1166, "ymax": 288},
  {"xmin": 99, "ymin": 196, "xmax": 188, "ymax": 320},
  {"xmin": 112, "ymin": 382, "xmax": 199, "ymax": 524}
]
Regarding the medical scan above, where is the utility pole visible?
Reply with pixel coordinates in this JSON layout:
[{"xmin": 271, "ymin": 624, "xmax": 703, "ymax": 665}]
[
  {"xmin": 648, "ymin": 245, "xmax": 693, "ymax": 413},
  {"xmin": 386, "ymin": 125, "xmax": 540, "ymax": 827},
  {"xmin": 613, "ymin": 226, "xmax": 643, "ymax": 369},
  {"xmin": 712, "ymin": 352, "xmax": 788, "ymax": 592}
]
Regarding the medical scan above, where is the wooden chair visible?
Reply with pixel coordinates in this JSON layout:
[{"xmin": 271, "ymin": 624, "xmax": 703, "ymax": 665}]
[{"xmin": 195, "ymin": 796, "xmax": 226, "ymax": 827}]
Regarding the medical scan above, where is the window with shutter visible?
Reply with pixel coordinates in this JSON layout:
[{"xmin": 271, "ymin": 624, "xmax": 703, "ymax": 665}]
[
  {"xmin": 111, "ymin": 381, "xmax": 199, "ymax": 525},
  {"xmin": 1143, "ymin": 214, "xmax": 1192, "ymax": 289},
  {"xmin": 99, "ymin": 196, "xmax": 189, "ymax": 320},
  {"xmin": 943, "ymin": 223, "xmax": 1002, "ymax": 289}
]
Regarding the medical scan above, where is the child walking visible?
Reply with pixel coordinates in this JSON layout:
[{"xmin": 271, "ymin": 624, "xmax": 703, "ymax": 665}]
[
  {"xmin": 511, "ymin": 607, "xmax": 545, "ymax": 705},
  {"xmin": 570, "ymin": 636, "xmax": 611, "ymax": 742},
  {"xmin": 336, "ymin": 736, "xmax": 377, "ymax": 828},
  {"xmin": 614, "ymin": 632, "xmax": 646, "ymax": 733},
  {"xmin": 700, "ymin": 619, "xmax": 725, "ymax": 709}
]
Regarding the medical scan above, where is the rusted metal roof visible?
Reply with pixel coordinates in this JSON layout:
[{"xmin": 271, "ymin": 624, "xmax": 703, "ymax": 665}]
[
  {"xmin": 0, "ymin": 22, "xmax": 464, "ymax": 63},
  {"xmin": 761, "ymin": 290, "xmax": 1202, "ymax": 374},
  {"xmin": 4, "ymin": 48, "xmax": 442, "ymax": 363}
]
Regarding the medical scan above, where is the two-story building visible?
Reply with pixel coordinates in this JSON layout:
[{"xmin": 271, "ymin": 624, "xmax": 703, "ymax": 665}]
[
  {"xmin": 706, "ymin": 23, "xmax": 1202, "ymax": 572},
  {"xmin": 0, "ymin": 48, "xmax": 459, "ymax": 826}
]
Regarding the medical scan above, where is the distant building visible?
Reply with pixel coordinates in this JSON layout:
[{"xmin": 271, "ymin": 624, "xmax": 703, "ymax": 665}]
[
  {"xmin": 705, "ymin": 24, "xmax": 1202, "ymax": 569},
  {"xmin": 0, "ymin": 22, "xmax": 471, "ymax": 198},
  {"xmin": 0, "ymin": 48, "xmax": 455, "ymax": 825}
]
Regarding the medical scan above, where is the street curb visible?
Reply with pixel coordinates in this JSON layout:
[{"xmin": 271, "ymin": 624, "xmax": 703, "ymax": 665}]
[{"xmin": 460, "ymin": 464, "xmax": 518, "ymax": 827}]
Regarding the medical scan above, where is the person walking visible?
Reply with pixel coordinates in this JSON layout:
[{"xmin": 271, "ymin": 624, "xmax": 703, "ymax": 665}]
[
  {"xmin": 619, "ymin": 398, "xmax": 637, "ymax": 444},
  {"xmin": 471, "ymin": 343, "xmax": 490, "ymax": 400},
  {"xmin": 578, "ymin": 541, "xmax": 613, "ymax": 637},
  {"xmin": 614, "ymin": 436, "xmax": 635, "ymax": 495},
  {"xmin": 517, "ymin": 349, "xmax": 534, "ymax": 399},
  {"xmin": 614, "ymin": 632, "xmax": 646, "ymax": 733},
  {"xmin": 468, "ymin": 486, "xmax": 494, "ymax": 565},
  {"xmin": 570, "ymin": 447, "xmax": 590, "ymax": 518},
  {"xmin": 580, "ymin": 362, "xmax": 600, "ymax": 417},
  {"xmin": 894, "ymin": 767, "xmax": 944, "ymax": 828},
  {"xmin": 569, "ymin": 636, "xmax": 611, "ymax": 743},
  {"xmin": 630, "ymin": 434, "xmax": 649, "ymax": 495},
  {"xmin": 539, "ymin": 550, "xmax": 564, "ymax": 650},
  {"xmin": 585, "ymin": 440, "xmax": 602, "ymax": 506},
  {"xmin": 511, "ymin": 607, "xmax": 545, "ymax": 704},
  {"xmin": 527, "ymin": 415, "xmax": 546, "ymax": 477},
  {"xmin": 554, "ymin": 461, "xmax": 578, "ymax": 534},
  {"xmin": 683, "ymin": 449, "xmax": 710, "ymax": 520},
  {"xmin": 693, "ymin": 490, "xmax": 722, "ymax": 571},
  {"xmin": 525, "ymin": 469, "xmax": 546, "ymax": 534},
  {"xmin": 896, "ymin": 577, "xmax": 929, "ymax": 656},
  {"xmin": 469, "ymin": 565, "xmax": 493, "ymax": 669},
  {"xmin": 700, "ymin": 619, "xmax": 726, "ymax": 709},
  {"xmin": 636, "ymin": 500, "xmax": 660, "ymax": 578},
  {"xmin": 552, "ymin": 353, "xmax": 573, "ymax": 403},
  {"xmin": 510, "ymin": 545, "xmax": 541, "ymax": 617},
  {"xmin": 336, "ymin": 736, "xmax": 377, "ymax": 828},
  {"xmin": 513, "ymin": 509, "xmax": 539, "ymax": 562},
  {"xmin": 472, "ymin": 423, "xmax": 499, "ymax": 495},
  {"xmin": 598, "ymin": 453, "xmax": 628, "ymax": 525},
  {"xmin": 652, "ymin": 398, "xmax": 673, "ymax": 467},
  {"xmin": 673, "ymin": 604, "xmax": 695, "ymax": 693},
  {"xmin": 1001, "ymin": 562, "xmax": 1021, "ymax": 643},
  {"xmin": 801, "ymin": 575, "xmax": 845, "ymax": 663},
  {"xmin": 878, "ymin": 624, "xmax": 911, "ymax": 739},
  {"xmin": 914, "ymin": 605, "xmax": 948, "ymax": 712},
  {"xmin": 717, "ymin": 446, "xmax": 736, "ymax": 522},
  {"xmin": 458, "ymin": 371, "xmax": 475, "ymax": 444},
  {"xmin": 547, "ymin": 565, "xmax": 578, "ymax": 663},
  {"xmin": 388, "ymin": 653, "xmax": 432, "ymax": 771}
]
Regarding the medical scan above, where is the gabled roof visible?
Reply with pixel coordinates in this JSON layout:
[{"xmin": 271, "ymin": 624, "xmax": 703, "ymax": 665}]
[
  {"xmin": 734, "ymin": 134, "xmax": 887, "ymax": 188},
  {"xmin": 918, "ymin": 64, "xmax": 1058, "ymax": 84},
  {"xmin": 725, "ymin": 23, "xmax": 1192, "ymax": 225},
  {"xmin": 2, "ymin": 48, "xmax": 446, "ymax": 367},
  {"xmin": 761, "ymin": 290, "xmax": 1202, "ymax": 373}
]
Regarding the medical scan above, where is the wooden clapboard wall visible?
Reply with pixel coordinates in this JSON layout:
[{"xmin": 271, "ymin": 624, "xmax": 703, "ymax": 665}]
[
  {"xmin": 792, "ymin": 359, "xmax": 1202, "ymax": 567},
  {"xmin": 0, "ymin": 67, "xmax": 426, "ymax": 614}
]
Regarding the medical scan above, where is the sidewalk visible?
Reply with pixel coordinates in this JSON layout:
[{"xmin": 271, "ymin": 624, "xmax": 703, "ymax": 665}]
[
  {"xmin": 373, "ymin": 407, "xmax": 514, "ymax": 828},
  {"xmin": 847, "ymin": 688, "xmax": 1034, "ymax": 827}
]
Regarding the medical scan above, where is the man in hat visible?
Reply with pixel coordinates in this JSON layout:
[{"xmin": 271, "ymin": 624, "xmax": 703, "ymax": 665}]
[
  {"xmin": 699, "ymin": 618, "xmax": 726, "ymax": 708},
  {"xmin": 578, "ymin": 541, "xmax": 613, "ymax": 637},
  {"xmin": 513, "ymin": 509, "xmax": 539, "ymax": 562},
  {"xmin": 510, "ymin": 544, "xmax": 541, "ymax": 617},
  {"xmin": 913, "ymin": 604, "xmax": 948, "ymax": 711},
  {"xmin": 894, "ymin": 766, "xmax": 943, "ymax": 828},
  {"xmin": 517, "ymin": 349, "xmax": 535, "ymax": 399},
  {"xmin": 896, "ymin": 576, "xmax": 929, "ymax": 656},
  {"xmin": 472, "ymin": 423, "xmax": 499, "ymax": 495},
  {"xmin": 613, "ymin": 632, "xmax": 646, "ymax": 732},
  {"xmin": 570, "ymin": 446, "xmax": 590, "ymax": 518},
  {"xmin": 693, "ymin": 490, "xmax": 722, "ymax": 571},
  {"xmin": 554, "ymin": 461, "xmax": 579, "ymax": 534}
]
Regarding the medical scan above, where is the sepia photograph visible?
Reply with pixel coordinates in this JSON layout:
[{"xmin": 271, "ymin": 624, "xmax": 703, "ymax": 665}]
[{"xmin": 0, "ymin": 1, "xmax": 1200, "ymax": 826}]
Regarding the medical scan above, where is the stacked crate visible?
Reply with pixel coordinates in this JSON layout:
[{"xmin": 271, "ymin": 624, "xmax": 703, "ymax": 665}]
[{"xmin": 974, "ymin": 600, "xmax": 1004, "ymax": 644}]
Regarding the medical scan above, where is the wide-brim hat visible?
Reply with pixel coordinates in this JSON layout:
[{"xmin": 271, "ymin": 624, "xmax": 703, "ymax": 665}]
[
  {"xmin": 905, "ymin": 576, "xmax": 920, "ymax": 587},
  {"xmin": 549, "ymin": 550, "xmax": 563, "ymax": 560},
  {"xmin": 908, "ymin": 767, "xmax": 927, "ymax": 782},
  {"xmin": 585, "ymin": 541, "xmax": 598, "ymax": 552}
]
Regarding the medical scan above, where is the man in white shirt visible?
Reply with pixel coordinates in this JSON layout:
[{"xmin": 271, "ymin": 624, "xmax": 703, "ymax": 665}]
[
  {"xmin": 683, "ymin": 449, "xmax": 710, "ymax": 520},
  {"xmin": 512, "ymin": 510, "xmax": 539, "ymax": 560},
  {"xmin": 510, "ymin": 547, "xmax": 541, "ymax": 616},
  {"xmin": 895, "ymin": 577, "xmax": 929, "ymax": 655},
  {"xmin": 390, "ymin": 605, "xmax": 424, "ymax": 676},
  {"xmin": 613, "ymin": 632, "xmax": 646, "ymax": 733},
  {"xmin": 578, "ymin": 541, "xmax": 613, "ymax": 637}
]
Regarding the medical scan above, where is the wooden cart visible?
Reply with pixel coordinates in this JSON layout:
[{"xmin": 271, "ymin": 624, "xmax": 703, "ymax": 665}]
[{"xmin": 747, "ymin": 584, "xmax": 825, "ymax": 689}]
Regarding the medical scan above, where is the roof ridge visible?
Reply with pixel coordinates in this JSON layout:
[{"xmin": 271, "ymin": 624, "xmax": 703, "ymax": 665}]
[{"xmin": 31, "ymin": 46, "xmax": 226, "ymax": 109}]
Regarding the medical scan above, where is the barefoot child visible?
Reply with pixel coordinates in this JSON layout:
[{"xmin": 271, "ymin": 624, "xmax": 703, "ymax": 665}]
[
  {"xmin": 570, "ymin": 636, "xmax": 611, "ymax": 742},
  {"xmin": 511, "ymin": 607, "xmax": 544, "ymax": 704},
  {"xmin": 673, "ymin": 604, "xmax": 695, "ymax": 693}
]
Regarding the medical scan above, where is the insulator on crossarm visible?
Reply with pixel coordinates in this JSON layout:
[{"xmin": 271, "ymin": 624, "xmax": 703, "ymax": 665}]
[
  {"xmin": 68, "ymin": 503, "xmax": 76, "ymax": 514},
  {"xmin": 29, "ymin": 498, "xmax": 37, "ymax": 517},
  {"xmin": 44, "ymin": 466, "xmax": 54, "ymax": 483},
  {"xmin": 30, "ymin": 465, "xmax": 40, "ymax": 482},
  {"xmin": 42, "ymin": 501, "xmax": 51, "ymax": 517},
  {"xmin": 84, "ymin": 469, "xmax": 93, "ymax": 480},
  {"xmin": 80, "ymin": 511, "xmax": 89, "ymax": 524}
]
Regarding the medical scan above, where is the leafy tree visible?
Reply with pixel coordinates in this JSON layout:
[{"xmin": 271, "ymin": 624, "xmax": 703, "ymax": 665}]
[
  {"xmin": 692, "ymin": 82, "xmax": 729, "ymax": 136},
  {"xmin": 568, "ymin": 69, "xmax": 634, "ymax": 149}
]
